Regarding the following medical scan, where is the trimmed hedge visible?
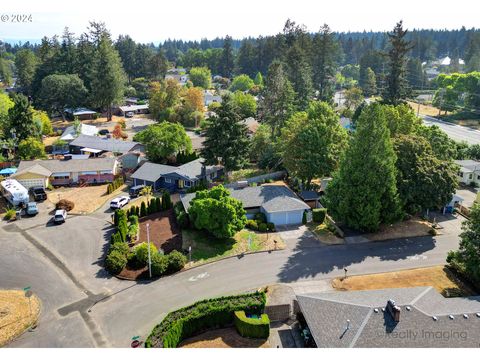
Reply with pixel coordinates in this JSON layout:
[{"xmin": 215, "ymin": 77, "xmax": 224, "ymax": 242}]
[
  {"xmin": 312, "ymin": 208, "xmax": 327, "ymax": 223},
  {"xmin": 234, "ymin": 311, "xmax": 270, "ymax": 339},
  {"xmin": 145, "ymin": 291, "xmax": 267, "ymax": 348}
]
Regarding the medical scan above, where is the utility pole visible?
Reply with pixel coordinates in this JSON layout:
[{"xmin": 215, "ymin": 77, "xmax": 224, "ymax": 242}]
[{"xmin": 146, "ymin": 223, "xmax": 152, "ymax": 278}]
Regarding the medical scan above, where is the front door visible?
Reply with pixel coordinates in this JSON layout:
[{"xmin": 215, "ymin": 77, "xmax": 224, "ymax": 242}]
[{"xmin": 178, "ymin": 179, "xmax": 184, "ymax": 189}]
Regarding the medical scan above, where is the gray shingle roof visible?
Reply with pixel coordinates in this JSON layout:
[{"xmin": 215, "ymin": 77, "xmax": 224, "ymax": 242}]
[
  {"xmin": 299, "ymin": 190, "xmax": 320, "ymax": 201},
  {"xmin": 455, "ymin": 160, "xmax": 480, "ymax": 172},
  {"xmin": 181, "ymin": 185, "xmax": 309, "ymax": 213},
  {"xmin": 297, "ymin": 287, "xmax": 480, "ymax": 348},
  {"xmin": 130, "ymin": 162, "xmax": 177, "ymax": 182},
  {"xmin": 70, "ymin": 134, "xmax": 141, "ymax": 154},
  {"xmin": 15, "ymin": 158, "xmax": 117, "ymax": 176}
]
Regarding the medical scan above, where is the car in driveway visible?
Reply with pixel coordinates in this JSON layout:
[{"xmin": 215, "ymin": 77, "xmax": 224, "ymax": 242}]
[
  {"xmin": 26, "ymin": 202, "xmax": 39, "ymax": 216},
  {"xmin": 110, "ymin": 196, "xmax": 130, "ymax": 209},
  {"xmin": 29, "ymin": 186, "xmax": 47, "ymax": 201},
  {"xmin": 129, "ymin": 185, "xmax": 145, "ymax": 198},
  {"xmin": 54, "ymin": 209, "xmax": 67, "ymax": 224},
  {"xmin": 98, "ymin": 129, "xmax": 109, "ymax": 136}
]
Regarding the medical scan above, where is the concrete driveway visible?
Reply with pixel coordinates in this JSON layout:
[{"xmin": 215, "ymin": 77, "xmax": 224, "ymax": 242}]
[{"xmin": 456, "ymin": 188, "xmax": 477, "ymax": 208}]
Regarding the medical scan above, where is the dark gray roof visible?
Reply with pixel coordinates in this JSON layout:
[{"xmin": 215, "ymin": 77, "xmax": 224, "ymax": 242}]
[
  {"xmin": 299, "ymin": 190, "xmax": 319, "ymax": 201},
  {"xmin": 181, "ymin": 185, "xmax": 309, "ymax": 213},
  {"xmin": 70, "ymin": 135, "xmax": 142, "ymax": 154},
  {"xmin": 130, "ymin": 159, "xmax": 221, "ymax": 183},
  {"xmin": 15, "ymin": 158, "xmax": 117, "ymax": 176},
  {"xmin": 297, "ymin": 287, "xmax": 480, "ymax": 348}
]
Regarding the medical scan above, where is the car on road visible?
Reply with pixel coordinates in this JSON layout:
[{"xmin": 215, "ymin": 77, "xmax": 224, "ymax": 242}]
[
  {"xmin": 98, "ymin": 129, "xmax": 109, "ymax": 135},
  {"xmin": 26, "ymin": 202, "xmax": 39, "ymax": 216},
  {"xmin": 110, "ymin": 196, "xmax": 130, "ymax": 209},
  {"xmin": 54, "ymin": 209, "xmax": 67, "ymax": 224},
  {"xmin": 129, "ymin": 185, "xmax": 145, "ymax": 198},
  {"xmin": 29, "ymin": 186, "xmax": 47, "ymax": 201},
  {"xmin": 125, "ymin": 112, "xmax": 134, "ymax": 118}
]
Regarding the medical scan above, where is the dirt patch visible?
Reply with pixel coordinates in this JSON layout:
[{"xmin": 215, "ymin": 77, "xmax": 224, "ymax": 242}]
[
  {"xmin": 331, "ymin": 266, "xmax": 477, "ymax": 297},
  {"xmin": 0, "ymin": 290, "xmax": 41, "ymax": 347},
  {"xmin": 50, "ymin": 115, "xmax": 126, "ymax": 130},
  {"xmin": 307, "ymin": 223, "xmax": 344, "ymax": 245},
  {"xmin": 137, "ymin": 209, "xmax": 182, "ymax": 254},
  {"xmin": 179, "ymin": 326, "xmax": 269, "ymax": 348},
  {"xmin": 47, "ymin": 183, "xmax": 127, "ymax": 214},
  {"xmin": 365, "ymin": 219, "xmax": 433, "ymax": 241}
]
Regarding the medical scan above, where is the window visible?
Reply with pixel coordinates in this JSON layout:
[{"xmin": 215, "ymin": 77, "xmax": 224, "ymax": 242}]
[
  {"xmin": 53, "ymin": 175, "xmax": 69, "ymax": 180},
  {"xmin": 459, "ymin": 172, "xmax": 464, "ymax": 177},
  {"xmin": 185, "ymin": 181, "xmax": 191, "ymax": 187},
  {"xmin": 469, "ymin": 174, "xmax": 473, "ymax": 180},
  {"xmin": 164, "ymin": 177, "xmax": 172, "ymax": 184}
]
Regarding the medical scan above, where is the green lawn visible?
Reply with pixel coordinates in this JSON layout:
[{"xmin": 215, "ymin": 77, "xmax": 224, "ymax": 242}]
[{"xmin": 182, "ymin": 229, "xmax": 284, "ymax": 266}]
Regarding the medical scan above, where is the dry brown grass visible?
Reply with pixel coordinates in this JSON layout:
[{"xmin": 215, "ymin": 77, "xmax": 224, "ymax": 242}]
[
  {"xmin": 365, "ymin": 219, "xmax": 433, "ymax": 241},
  {"xmin": 50, "ymin": 115, "xmax": 126, "ymax": 130},
  {"xmin": 179, "ymin": 327, "xmax": 270, "ymax": 348},
  {"xmin": 407, "ymin": 101, "xmax": 446, "ymax": 117},
  {"xmin": 331, "ymin": 266, "xmax": 477, "ymax": 297},
  {"xmin": 42, "ymin": 135, "xmax": 60, "ymax": 147},
  {"xmin": 47, "ymin": 183, "xmax": 127, "ymax": 214},
  {"xmin": 0, "ymin": 290, "xmax": 41, "ymax": 347}
]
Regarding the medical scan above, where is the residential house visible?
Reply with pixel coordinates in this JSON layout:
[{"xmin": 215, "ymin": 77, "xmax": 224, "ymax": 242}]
[
  {"xmin": 242, "ymin": 117, "xmax": 260, "ymax": 136},
  {"xmin": 69, "ymin": 134, "xmax": 144, "ymax": 155},
  {"xmin": 131, "ymin": 158, "xmax": 223, "ymax": 193},
  {"xmin": 298, "ymin": 190, "xmax": 320, "ymax": 209},
  {"xmin": 13, "ymin": 158, "xmax": 118, "ymax": 189},
  {"xmin": 181, "ymin": 185, "xmax": 310, "ymax": 226},
  {"xmin": 118, "ymin": 152, "xmax": 146, "ymax": 171},
  {"xmin": 64, "ymin": 108, "xmax": 97, "ymax": 120},
  {"xmin": 455, "ymin": 160, "xmax": 480, "ymax": 186},
  {"xmin": 165, "ymin": 73, "xmax": 188, "ymax": 86},
  {"xmin": 60, "ymin": 123, "xmax": 99, "ymax": 142},
  {"xmin": 204, "ymin": 90, "xmax": 222, "ymax": 107},
  {"xmin": 118, "ymin": 103, "xmax": 149, "ymax": 117},
  {"xmin": 296, "ymin": 287, "xmax": 480, "ymax": 347}
]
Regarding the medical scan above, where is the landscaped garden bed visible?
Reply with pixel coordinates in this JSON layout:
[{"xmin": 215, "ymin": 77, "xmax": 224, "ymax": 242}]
[{"xmin": 145, "ymin": 291, "xmax": 267, "ymax": 348}]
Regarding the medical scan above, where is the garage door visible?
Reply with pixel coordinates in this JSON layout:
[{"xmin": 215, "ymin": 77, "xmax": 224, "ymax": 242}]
[
  {"xmin": 267, "ymin": 210, "xmax": 304, "ymax": 226},
  {"xmin": 17, "ymin": 178, "xmax": 45, "ymax": 189}
]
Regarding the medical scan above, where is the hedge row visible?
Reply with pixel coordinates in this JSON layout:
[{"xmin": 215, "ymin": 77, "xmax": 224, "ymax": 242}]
[
  {"xmin": 312, "ymin": 208, "xmax": 327, "ymax": 223},
  {"xmin": 234, "ymin": 311, "xmax": 270, "ymax": 339},
  {"xmin": 107, "ymin": 177, "xmax": 124, "ymax": 194},
  {"xmin": 145, "ymin": 291, "xmax": 267, "ymax": 348}
]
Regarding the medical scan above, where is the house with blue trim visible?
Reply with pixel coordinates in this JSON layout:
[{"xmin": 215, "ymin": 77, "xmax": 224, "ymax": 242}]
[{"xmin": 130, "ymin": 158, "xmax": 223, "ymax": 193}]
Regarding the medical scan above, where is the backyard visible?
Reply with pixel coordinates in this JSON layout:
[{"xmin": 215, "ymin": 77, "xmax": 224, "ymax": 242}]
[
  {"xmin": 182, "ymin": 228, "xmax": 285, "ymax": 267},
  {"xmin": 179, "ymin": 327, "xmax": 270, "ymax": 348},
  {"xmin": 331, "ymin": 266, "xmax": 477, "ymax": 297}
]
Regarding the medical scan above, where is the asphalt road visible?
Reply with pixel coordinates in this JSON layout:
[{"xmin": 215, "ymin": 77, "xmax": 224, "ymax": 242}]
[
  {"xmin": 0, "ymin": 206, "xmax": 463, "ymax": 347},
  {"xmin": 422, "ymin": 115, "xmax": 480, "ymax": 145}
]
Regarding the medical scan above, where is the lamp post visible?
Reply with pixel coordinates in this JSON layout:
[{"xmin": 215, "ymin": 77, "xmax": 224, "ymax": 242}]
[{"xmin": 146, "ymin": 223, "xmax": 152, "ymax": 278}]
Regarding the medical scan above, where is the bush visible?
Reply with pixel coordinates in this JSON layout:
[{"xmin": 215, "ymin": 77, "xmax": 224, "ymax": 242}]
[
  {"xmin": 258, "ymin": 223, "xmax": 267, "ymax": 232},
  {"xmin": 302, "ymin": 211, "xmax": 307, "ymax": 225},
  {"xmin": 107, "ymin": 177, "xmax": 124, "ymax": 194},
  {"xmin": 140, "ymin": 201, "xmax": 147, "ymax": 217},
  {"xmin": 105, "ymin": 250, "xmax": 127, "ymax": 274},
  {"xmin": 254, "ymin": 212, "xmax": 267, "ymax": 223},
  {"xmin": 176, "ymin": 211, "xmax": 190, "ymax": 228},
  {"xmin": 266, "ymin": 222, "xmax": 275, "ymax": 232},
  {"xmin": 151, "ymin": 252, "xmax": 169, "ymax": 276},
  {"xmin": 245, "ymin": 219, "xmax": 258, "ymax": 231},
  {"xmin": 134, "ymin": 243, "xmax": 158, "ymax": 266},
  {"xmin": 145, "ymin": 292, "xmax": 267, "ymax": 348},
  {"xmin": 166, "ymin": 250, "xmax": 187, "ymax": 274},
  {"xmin": 56, "ymin": 199, "xmax": 75, "ymax": 211},
  {"xmin": 234, "ymin": 311, "xmax": 270, "ymax": 339},
  {"xmin": 312, "ymin": 208, "xmax": 327, "ymax": 223},
  {"xmin": 4, "ymin": 208, "xmax": 17, "ymax": 220},
  {"xmin": 429, "ymin": 228, "xmax": 437, "ymax": 236},
  {"xmin": 155, "ymin": 197, "xmax": 162, "ymax": 212},
  {"xmin": 111, "ymin": 231, "xmax": 122, "ymax": 244},
  {"xmin": 110, "ymin": 242, "xmax": 130, "ymax": 256}
]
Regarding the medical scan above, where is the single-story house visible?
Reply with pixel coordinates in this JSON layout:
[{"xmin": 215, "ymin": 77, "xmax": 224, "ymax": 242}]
[
  {"xmin": 69, "ymin": 134, "xmax": 144, "ymax": 155},
  {"xmin": 125, "ymin": 97, "xmax": 139, "ymax": 105},
  {"xmin": 204, "ymin": 90, "xmax": 222, "ymax": 106},
  {"xmin": 296, "ymin": 286, "xmax": 480, "ymax": 347},
  {"xmin": 165, "ymin": 73, "xmax": 188, "ymax": 85},
  {"xmin": 455, "ymin": 160, "xmax": 480, "ymax": 186},
  {"xmin": 60, "ymin": 123, "xmax": 99, "ymax": 142},
  {"xmin": 118, "ymin": 152, "xmax": 146, "ymax": 171},
  {"xmin": 131, "ymin": 158, "xmax": 223, "ymax": 193},
  {"xmin": 118, "ymin": 104, "xmax": 149, "ymax": 116},
  {"xmin": 64, "ymin": 108, "xmax": 97, "ymax": 120},
  {"xmin": 181, "ymin": 185, "xmax": 310, "ymax": 226},
  {"xmin": 13, "ymin": 158, "xmax": 118, "ymax": 189},
  {"xmin": 298, "ymin": 190, "xmax": 320, "ymax": 209},
  {"xmin": 242, "ymin": 117, "xmax": 260, "ymax": 136}
]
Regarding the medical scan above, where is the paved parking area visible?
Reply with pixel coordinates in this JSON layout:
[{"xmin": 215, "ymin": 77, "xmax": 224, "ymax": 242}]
[
  {"xmin": 456, "ymin": 188, "xmax": 478, "ymax": 208},
  {"xmin": 277, "ymin": 225, "xmax": 324, "ymax": 249}
]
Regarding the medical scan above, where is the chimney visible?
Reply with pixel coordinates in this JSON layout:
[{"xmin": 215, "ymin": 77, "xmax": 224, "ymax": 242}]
[{"xmin": 386, "ymin": 299, "xmax": 401, "ymax": 322}]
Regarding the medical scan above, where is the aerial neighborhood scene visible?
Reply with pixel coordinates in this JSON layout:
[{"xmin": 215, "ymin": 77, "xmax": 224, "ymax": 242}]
[{"xmin": 1, "ymin": 0, "xmax": 480, "ymax": 356}]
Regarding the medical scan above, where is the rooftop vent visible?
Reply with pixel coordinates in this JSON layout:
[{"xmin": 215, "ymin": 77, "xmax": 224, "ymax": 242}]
[
  {"xmin": 432, "ymin": 316, "xmax": 438, "ymax": 321},
  {"xmin": 386, "ymin": 299, "xmax": 401, "ymax": 322},
  {"xmin": 406, "ymin": 306, "xmax": 411, "ymax": 311},
  {"xmin": 476, "ymin": 313, "xmax": 480, "ymax": 318},
  {"xmin": 463, "ymin": 314, "xmax": 469, "ymax": 319},
  {"xmin": 374, "ymin": 308, "xmax": 379, "ymax": 313},
  {"xmin": 449, "ymin": 315, "xmax": 455, "ymax": 320}
]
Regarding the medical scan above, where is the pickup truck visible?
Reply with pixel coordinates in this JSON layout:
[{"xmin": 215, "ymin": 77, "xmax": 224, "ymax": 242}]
[{"xmin": 30, "ymin": 186, "xmax": 47, "ymax": 201}]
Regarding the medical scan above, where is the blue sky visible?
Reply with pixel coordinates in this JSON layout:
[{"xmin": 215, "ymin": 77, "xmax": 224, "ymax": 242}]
[{"xmin": 1, "ymin": 0, "xmax": 479, "ymax": 43}]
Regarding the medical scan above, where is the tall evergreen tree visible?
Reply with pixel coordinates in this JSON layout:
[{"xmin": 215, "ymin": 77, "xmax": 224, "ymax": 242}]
[
  {"xmin": 221, "ymin": 35, "xmax": 235, "ymax": 78},
  {"xmin": 201, "ymin": 94, "xmax": 249, "ymax": 172},
  {"xmin": 90, "ymin": 35, "xmax": 127, "ymax": 120},
  {"xmin": 383, "ymin": 21, "xmax": 413, "ymax": 105},
  {"xmin": 258, "ymin": 61, "xmax": 295, "ymax": 138},
  {"xmin": 236, "ymin": 39, "xmax": 256, "ymax": 78},
  {"xmin": 325, "ymin": 103, "xmax": 402, "ymax": 232},
  {"xmin": 6, "ymin": 93, "xmax": 40, "ymax": 142}
]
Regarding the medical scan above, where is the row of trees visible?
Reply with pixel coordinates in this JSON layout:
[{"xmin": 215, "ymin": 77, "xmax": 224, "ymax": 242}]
[{"xmin": 433, "ymin": 72, "xmax": 480, "ymax": 114}]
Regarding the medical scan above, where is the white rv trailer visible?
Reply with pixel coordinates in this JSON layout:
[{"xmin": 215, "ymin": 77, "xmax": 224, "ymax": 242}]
[{"xmin": 0, "ymin": 179, "xmax": 29, "ymax": 206}]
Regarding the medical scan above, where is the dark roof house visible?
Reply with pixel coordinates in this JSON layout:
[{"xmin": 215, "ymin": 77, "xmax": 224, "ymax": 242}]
[
  {"xmin": 297, "ymin": 287, "xmax": 480, "ymax": 348},
  {"xmin": 69, "ymin": 134, "xmax": 143, "ymax": 154}
]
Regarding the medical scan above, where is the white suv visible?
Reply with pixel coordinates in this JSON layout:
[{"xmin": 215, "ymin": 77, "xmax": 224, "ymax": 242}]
[
  {"xmin": 54, "ymin": 209, "xmax": 67, "ymax": 224},
  {"xmin": 110, "ymin": 196, "xmax": 130, "ymax": 209}
]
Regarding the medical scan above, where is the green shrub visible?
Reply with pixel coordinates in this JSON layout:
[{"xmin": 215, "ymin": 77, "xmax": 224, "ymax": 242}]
[
  {"xmin": 145, "ymin": 291, "xmax": 267, "ymax": 348},
  {"xmin": 128, "ymin": 215, "xmax": 139, "ymax": 225},
  {"xmin": 156, "ymin": 197, "xmax": 162, "ymax": 211},
  {"xmin": 166, "ymin": 250, "xmax": 187, "ymax": 274},
  {"xmin": 105, "ymin": 250, "xmax": 127, "ymax": 274},
  {"xmin": 151, "ymin": 252, "xmax": 169, "ymax": 276},
  {"xmin": 258, "ymin": 223, "xmax": 267, "ymax": 232},
  {"xmin": 245, "ymin": 219, "xmax": 258, "ymax": 231},
  {"xmin": 107, "ymin": 183, "xmax": 113, "ymax": 194},
  {"xmin": 140, "ymin": 201, "xmax": 147, "ymax": 217},
  {"xmin": 4, "ymin": 208, "xmax": 17, "ymax": 220},
  {"xmin": 254, "ymin": 212, "xmax": 267, "ymax": 223},
  {"xmin": 266, "ymin": 222, "xmax": 275, "ymax": 232},
  {"xmin": 312, "ymin": 208, "xmax": 327, "ymax": 223},
  {"xmin": 176, "ymin": 211, "xmax": 190, "ymax": 228},
  {"xmin": 134, "ymin": 243, "xmax": 158, "ymax": 266},
  {"xmin": 110, "ymin": 242, "xmax": 130, "ymax": 256},
  {"xmin": 234, "ymin": 311, "xmax": 270, "ymax": 339},
  {"xmin": 429, "ymin": 228, "xmax": 437, "ymax": 236},
  {"xmin": 111, "ymin": 231, "xmax": 122, "ymax": 244},
  {"xmin": 302, "ymin": 211, "xmax": 307, "ymax": 225}
]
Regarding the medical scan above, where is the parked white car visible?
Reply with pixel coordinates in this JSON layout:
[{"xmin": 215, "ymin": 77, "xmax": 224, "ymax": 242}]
[
  {"xmin": 54, "ymin": 209, "xmax": 67, "ymax": 224},
  {"xmin": 110, "ymin": 196, "xmax": 130, "ymax": 209}
]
